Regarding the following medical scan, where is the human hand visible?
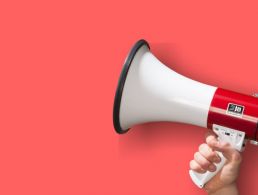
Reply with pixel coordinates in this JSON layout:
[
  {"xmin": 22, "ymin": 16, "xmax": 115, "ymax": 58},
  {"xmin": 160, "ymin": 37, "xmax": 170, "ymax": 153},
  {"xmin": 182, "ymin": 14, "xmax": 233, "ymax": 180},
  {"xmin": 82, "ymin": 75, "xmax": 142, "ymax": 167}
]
[{"xmin": 190, "ymin": 131, "xmax": 242, "ymax": 195}]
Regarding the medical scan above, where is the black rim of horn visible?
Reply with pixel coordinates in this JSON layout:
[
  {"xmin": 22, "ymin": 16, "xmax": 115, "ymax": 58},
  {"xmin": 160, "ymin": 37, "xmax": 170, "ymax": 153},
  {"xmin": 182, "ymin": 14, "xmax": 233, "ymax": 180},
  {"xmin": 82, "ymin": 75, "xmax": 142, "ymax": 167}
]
[{"xmin": 113, "ymin": 39, "xmax": 150, "ymax": 134}]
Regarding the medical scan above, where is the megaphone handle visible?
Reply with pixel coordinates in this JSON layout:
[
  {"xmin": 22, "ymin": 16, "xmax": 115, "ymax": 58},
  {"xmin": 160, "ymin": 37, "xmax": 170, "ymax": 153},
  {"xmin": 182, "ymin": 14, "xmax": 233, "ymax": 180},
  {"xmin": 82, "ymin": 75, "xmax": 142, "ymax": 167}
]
[
  {"xmin": 189, "ymin": 151, "xmax": 226, "ymax": 188},
  {"xmin": 189, "ymin": 124, "xmax": 246, "ymax": 188}
]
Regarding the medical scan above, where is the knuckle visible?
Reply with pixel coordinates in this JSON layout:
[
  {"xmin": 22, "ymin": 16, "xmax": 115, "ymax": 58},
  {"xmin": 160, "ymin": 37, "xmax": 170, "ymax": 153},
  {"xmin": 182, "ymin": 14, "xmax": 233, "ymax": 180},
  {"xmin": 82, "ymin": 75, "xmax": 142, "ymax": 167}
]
[
  {"xmin": 194, "ymin": 152, "xmax": 199, "ymax": 159},
  {"xmin": 199, "ymin": 143, "xmax": 207, "ymax": 151},
  {"xmin": 190, "ymin": 160, "xmax": 205, "ymax": 173},
  {"xmin": 232, "ymin": 151, "xmax": 242, "ymax": 163},
  {"xmin": 199, "ymin": 146, "xmax": 214, "ymax": 160},
  {"xmin": 206, "ymin": 136, "xmax": 215, "ymax": 145},
  {"xmin": 189, "ymin": 160, "xmax": 196, "ymax": 169},
  {"xmin": 190, "ymin": 160, "xmax": 199, "ymax": 171},
  {"xmin": 194, "ymin": 153, "xmax": 211, "ymax": 169}
]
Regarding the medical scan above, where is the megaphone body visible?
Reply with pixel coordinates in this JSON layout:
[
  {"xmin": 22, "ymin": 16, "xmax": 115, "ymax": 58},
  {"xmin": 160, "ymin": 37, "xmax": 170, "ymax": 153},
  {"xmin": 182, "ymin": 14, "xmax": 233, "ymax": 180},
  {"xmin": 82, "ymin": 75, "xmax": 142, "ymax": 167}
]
[{"xmin": 113, "ymin": 40, "xmax": 258, "ymax": 188}]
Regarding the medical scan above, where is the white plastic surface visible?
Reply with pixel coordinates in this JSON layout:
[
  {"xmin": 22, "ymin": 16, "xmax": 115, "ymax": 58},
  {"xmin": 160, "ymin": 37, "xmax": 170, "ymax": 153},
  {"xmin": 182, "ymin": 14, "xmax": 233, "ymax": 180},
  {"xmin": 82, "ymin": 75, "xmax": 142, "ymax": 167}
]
[
  {"xmin": 189, "ymin": 151, "xmax": 225, "ymax": 188},
  {"xmin": 189, "ymin": 124, "xmax": 245, "ymax": 188},
  {"xmin": 119, "ymin": 45, "xmax": 217, "ymax": 130}
]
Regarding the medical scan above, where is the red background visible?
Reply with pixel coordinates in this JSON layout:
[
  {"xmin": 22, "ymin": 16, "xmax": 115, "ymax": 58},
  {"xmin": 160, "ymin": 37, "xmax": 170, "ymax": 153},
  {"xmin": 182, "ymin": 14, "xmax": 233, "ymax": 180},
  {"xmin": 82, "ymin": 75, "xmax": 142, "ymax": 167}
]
[{"xmin": 1, "ymin": 0, "xmax": 258, "ymax": 194}]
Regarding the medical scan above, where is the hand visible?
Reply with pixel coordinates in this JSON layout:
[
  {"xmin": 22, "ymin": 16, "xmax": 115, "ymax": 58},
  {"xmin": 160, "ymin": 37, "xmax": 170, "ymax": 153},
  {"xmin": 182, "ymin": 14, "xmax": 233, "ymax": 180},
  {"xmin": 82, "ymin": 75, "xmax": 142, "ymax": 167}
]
[{"xmin": 190, "ymin": 131, "xmax": 242, "ymax": 195}]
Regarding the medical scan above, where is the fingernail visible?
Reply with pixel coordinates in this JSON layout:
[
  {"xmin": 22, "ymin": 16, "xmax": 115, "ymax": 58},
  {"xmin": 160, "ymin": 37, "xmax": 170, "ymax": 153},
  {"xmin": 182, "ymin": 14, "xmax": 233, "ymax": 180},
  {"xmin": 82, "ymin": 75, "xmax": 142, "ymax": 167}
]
[
  {"xmin": 208, "ymin": 165, "xmax": 216, "ymax": 172},
  {"xmin": 213, "ymin": 156, "xmax": 221, "ymax": 163}
]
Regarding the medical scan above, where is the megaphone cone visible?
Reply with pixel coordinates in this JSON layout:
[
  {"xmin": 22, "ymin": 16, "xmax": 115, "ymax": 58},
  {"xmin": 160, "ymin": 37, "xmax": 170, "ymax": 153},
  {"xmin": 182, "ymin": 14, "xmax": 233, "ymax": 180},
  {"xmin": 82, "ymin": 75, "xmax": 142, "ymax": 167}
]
[{"xmin": 114, "ymin": 39, "xmax": 218, "ymax": 134}]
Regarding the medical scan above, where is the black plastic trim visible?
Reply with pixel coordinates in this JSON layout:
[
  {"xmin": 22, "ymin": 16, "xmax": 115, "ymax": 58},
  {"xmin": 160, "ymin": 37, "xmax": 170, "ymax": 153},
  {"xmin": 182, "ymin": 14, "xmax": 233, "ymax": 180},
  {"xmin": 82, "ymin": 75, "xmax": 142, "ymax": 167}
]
[{"xmin": 113, "ymin": 39, "xmax": 150, "ymax": 134}]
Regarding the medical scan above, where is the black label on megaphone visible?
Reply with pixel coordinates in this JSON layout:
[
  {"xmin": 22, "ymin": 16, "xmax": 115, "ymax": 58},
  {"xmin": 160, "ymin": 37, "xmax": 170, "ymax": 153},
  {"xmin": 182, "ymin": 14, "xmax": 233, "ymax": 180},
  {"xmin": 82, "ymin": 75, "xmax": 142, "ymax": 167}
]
[{"xmin": 226, "ymin": 103, "xmax": 244, "ymax": 117}]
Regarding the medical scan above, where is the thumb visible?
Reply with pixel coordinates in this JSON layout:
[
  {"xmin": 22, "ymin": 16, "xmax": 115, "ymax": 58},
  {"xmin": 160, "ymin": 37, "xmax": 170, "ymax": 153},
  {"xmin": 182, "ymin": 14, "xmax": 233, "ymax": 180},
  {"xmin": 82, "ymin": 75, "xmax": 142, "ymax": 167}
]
[{"xmin": 206, "ymin": 133, "xmax": 242, "ymax": 164}]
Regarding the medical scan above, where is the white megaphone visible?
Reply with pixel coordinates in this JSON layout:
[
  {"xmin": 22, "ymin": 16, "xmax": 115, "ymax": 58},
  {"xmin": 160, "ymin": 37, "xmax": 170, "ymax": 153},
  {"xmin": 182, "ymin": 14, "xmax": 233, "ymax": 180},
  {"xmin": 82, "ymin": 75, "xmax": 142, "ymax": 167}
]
[{"xmin": 113, "ymin": 39, "xmax": 258, "ymax": 188}]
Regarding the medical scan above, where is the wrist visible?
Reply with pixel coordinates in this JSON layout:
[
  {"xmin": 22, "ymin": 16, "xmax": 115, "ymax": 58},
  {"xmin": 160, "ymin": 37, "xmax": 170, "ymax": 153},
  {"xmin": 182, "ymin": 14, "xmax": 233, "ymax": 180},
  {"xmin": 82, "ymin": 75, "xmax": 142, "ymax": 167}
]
[{"xmin": 207, "ymin": 183, "xmax": 238, "ymax": 195}]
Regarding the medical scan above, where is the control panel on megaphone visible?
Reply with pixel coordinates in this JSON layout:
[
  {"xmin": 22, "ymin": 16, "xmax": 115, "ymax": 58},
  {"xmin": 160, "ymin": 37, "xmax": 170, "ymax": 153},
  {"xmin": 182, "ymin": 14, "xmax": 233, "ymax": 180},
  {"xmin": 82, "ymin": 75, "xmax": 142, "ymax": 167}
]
[{"xmin": 113, "ymin": 39, "xmax": 258, "ymax": 188}]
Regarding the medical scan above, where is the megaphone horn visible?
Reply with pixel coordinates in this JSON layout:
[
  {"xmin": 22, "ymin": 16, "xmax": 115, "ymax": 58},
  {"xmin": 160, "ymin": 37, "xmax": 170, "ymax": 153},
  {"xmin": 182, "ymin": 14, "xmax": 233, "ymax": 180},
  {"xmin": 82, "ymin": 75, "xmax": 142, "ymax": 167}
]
[{"xmin": 113, "ymin": 39, "xmax": 258, "ymax": 188}]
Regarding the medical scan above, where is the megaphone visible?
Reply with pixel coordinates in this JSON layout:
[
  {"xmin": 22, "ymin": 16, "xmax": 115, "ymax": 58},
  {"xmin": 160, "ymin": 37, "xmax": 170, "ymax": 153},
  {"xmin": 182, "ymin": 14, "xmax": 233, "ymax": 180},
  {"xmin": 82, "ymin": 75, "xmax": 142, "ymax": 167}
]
[{"xmin": 113, "ymin": 39, "xmax": 258, "ymax": 188}]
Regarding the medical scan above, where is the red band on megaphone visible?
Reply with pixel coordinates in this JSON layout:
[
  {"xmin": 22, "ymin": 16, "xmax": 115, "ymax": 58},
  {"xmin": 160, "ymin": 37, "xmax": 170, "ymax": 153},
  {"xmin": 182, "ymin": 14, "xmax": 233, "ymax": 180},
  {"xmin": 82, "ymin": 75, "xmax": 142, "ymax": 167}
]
[{"xmin": 207, "ymin": 88, "xmax": 258, "ymax": 140}]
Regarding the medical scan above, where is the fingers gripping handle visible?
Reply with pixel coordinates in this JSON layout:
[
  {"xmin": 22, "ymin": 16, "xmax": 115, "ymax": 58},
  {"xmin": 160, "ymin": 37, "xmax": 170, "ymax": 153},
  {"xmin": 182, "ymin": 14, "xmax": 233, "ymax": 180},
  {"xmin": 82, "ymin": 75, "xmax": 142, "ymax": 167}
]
[
  {"xmin": 189, "ymin": 152, "xmax": 226, "ymax": 188},
  {"xmin": 189, "ymin": 124, "xmax": 245, "ymax": 188}
]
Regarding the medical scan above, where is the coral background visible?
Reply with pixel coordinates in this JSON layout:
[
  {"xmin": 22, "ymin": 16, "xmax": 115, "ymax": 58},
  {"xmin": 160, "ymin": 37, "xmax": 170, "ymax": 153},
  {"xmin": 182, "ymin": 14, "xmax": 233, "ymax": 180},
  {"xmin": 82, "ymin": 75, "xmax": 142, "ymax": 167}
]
[{"xmin": 1, "ymin": 0, "xmax": 258, "ymax": 194}]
